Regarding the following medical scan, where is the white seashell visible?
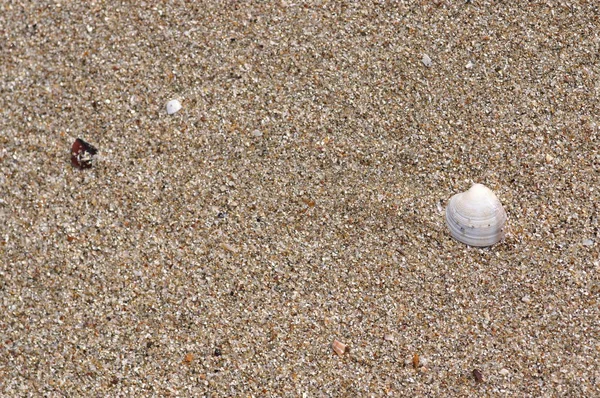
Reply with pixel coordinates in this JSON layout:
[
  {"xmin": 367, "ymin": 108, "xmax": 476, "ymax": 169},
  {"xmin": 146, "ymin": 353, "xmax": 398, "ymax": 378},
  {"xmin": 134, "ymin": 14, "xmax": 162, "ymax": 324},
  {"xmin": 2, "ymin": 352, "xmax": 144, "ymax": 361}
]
[
  {"xmin": 445, "ymin": 183, "xmax": 507, "ymax": 247},
  {"xmin": 166, "ymin": 99, "xmax": 182, "ymax": 115}
]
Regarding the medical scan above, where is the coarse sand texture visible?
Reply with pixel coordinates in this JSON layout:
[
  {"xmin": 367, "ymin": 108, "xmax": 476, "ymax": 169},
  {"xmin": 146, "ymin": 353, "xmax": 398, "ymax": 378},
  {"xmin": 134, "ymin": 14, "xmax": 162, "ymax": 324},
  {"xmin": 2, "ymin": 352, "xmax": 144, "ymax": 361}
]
[{"xmin": 1, "ymin": 2, "xmax": 599, "ymax": 396}]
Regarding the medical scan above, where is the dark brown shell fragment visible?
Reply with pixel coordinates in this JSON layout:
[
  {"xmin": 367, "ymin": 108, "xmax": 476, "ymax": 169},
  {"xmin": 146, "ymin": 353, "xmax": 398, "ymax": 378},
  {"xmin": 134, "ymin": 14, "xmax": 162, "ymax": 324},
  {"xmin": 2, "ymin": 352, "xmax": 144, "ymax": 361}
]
[{"xmin": 71, "ymin": 138, "xmax": 98, "ymax": 169}]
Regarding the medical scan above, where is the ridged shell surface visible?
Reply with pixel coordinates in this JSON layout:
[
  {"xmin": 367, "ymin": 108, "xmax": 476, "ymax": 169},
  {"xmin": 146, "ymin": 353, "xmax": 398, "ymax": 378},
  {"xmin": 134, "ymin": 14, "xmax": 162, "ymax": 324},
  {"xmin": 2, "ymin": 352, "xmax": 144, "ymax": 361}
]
[{"xmin": 445, "ymin": 184, "xmax": 507, "ymax": 247}]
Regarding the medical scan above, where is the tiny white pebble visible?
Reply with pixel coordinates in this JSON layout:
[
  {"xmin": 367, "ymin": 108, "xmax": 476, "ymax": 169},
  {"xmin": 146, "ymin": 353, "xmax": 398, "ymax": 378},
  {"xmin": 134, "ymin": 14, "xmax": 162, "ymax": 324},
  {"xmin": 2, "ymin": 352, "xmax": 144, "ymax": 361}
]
[
  {"xmin": 251, "ymin": 129, "xmax": 263, "ymax": 137},
  {"xmin": 422, "ymin": 53, "xmax": 432, "ymax": 67},
  {"xmin": 521, "ymin": 295, "xmax": 531, "ymax": 303},
  {"xmin": 582, "ymin": 239, "xmax": 594, "ymax": 246},
  {"xmin": 466, "ymin": 60, "xmax": 474, "ymax": 69},
  {"xmin": 499, "ymin": 368, "xmax": 509, "ymax": 376},
  {"xmin": 166, "ymin": 99, "xmax": 182, "ymax": 115}
]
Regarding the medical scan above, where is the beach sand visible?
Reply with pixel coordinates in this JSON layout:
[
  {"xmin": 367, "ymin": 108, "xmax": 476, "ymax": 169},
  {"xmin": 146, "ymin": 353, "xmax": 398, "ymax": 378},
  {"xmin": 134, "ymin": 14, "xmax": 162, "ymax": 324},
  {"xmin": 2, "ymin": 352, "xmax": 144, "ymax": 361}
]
[{"xmin": 1, "ymin": 1, "xmax": 599, "ymax": 396}]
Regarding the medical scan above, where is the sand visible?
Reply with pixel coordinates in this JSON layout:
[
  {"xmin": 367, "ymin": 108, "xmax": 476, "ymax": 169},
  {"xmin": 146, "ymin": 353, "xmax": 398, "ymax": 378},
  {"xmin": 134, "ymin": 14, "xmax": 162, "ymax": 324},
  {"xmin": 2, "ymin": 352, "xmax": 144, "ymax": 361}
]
[{"xmin": 1, "ymin": 1, "xmax": 599, "ymax": 396}]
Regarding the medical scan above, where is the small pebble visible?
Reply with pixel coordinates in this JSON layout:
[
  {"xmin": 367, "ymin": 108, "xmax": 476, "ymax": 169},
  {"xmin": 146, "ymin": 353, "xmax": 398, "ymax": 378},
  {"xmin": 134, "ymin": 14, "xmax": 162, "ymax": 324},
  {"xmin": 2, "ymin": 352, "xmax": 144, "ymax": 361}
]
[
  {"xmin": 472, "ymin": 368, "xmax": 483, "ymax": 382},
  {"xmin": 582, "ymin": 239, "xmax": 594, "ymax": 246},
  {"xmin": 412, "ymin": 353, "xmax": 420, "ymax": 369},
  {"xmin": 166, "ymin": 99, "xmax": 182, "ymax": 115},
  {"xmin": 422, "ymin": 53, "xmax": 432, "ymax": 67},
  {"xmin": 499, "ymin": 368, "xmax": 509, "ymax": 376},
  {"xmin": 521, "ymin": 295, "xmax": 531, "ymax": 303},
  {"xmin": 466, "ymin": 60, "xmax": 474, "ymax": 69}
]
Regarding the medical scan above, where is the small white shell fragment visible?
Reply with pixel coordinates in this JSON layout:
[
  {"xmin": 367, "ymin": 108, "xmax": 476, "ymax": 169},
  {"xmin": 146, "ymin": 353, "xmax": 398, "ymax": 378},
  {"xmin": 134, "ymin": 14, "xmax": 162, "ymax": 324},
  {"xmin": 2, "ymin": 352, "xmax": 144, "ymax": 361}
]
[
  {"xmin": 582, "ymin": 239, "xmax": 594, "ymax": 246},
  {"xmin": 499, "ymin": 368, "xmax": 510, "ymax": 376},
  {"xmin": 466, "ymin": 60, "xmax": 474, "ymax": 69},
  {"xmin": 332, "ymin": 339, "xmax": 347, "ymax": 356},
  {"xmin": 445, "ymin": 183, "xmax": 507, "ymax": 247},
  {"xmin": 221, "ymin": 242, "xmax": 239, "ymax": 253},
  {"xmin": 166, "ymin": 99, "xmax": 182, "ymax": 115},
  {"xmin": 422, "ymin": 53, "xmax": 432, "ymax": 67}
]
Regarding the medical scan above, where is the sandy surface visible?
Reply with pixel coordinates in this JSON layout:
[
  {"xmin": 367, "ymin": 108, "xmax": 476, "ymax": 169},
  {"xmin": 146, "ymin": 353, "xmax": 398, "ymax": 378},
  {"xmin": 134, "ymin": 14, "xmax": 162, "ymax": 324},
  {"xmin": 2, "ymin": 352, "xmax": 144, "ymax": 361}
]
[{"xmin": 1, "ymin": 1, "xmax": 599, "ymax": 396}]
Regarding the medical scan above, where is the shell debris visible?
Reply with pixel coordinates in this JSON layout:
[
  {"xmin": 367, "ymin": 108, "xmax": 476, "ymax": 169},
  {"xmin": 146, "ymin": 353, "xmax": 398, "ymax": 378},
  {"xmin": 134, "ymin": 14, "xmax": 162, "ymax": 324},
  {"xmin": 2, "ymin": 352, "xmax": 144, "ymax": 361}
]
[
  {"xmin": 71, "ymin": 138, "xmax": 98, "ymax": 169},
  {"xmin": 221, "ymin": 242, "xmax": 239, "ymax": 253},
  {"xmin": 412, "ymin": 353, "xmax": 420, "ymax": 369},
  {"xmin": 166, "ymin": 99, "xmax": 182, "ymax": 115},
  {"xmin": 332, "ymin": 339, "xmax": 347, "ymax": 357},
  {"xmin": 183, "ymin": 353, "xmax": 194, "ymax": 364},
  {"xmin": 422, "ymin": 53, "xmax": 432, "ymax": 67}
]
